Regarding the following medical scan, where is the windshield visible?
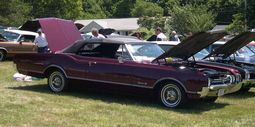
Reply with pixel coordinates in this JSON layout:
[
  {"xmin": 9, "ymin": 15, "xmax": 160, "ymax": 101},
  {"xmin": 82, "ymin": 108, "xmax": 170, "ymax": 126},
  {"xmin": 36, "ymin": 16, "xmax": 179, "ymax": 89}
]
[
  {"xmin": 2, "ymin": 31, "xmax": 20, "ymax": 41},
  {"xmin": 126, "ymin": 43, "xmax": 164, "ymax": 61},
  {"xmin": 236, "ymin": 46, "xmax": 255, "ymax": 57},
  {"xmin": 193, "ymin": 49, "xmax": 210, "ymax": 60},
  {"xmin": 247, "ymin": 45, "xmax": 255, "ymax": 53}
]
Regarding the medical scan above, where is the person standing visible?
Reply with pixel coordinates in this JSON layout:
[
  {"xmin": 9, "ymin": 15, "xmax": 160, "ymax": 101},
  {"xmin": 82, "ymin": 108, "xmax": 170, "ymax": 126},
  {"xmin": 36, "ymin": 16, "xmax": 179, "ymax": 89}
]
[
  {"xmin": 169, "ymin": 31, "xmax": 180, "ymax": 42},
  {"xmin": 91, "ymin": 28, "xmax": 105, "ymax": 39},
  {"xmin": 34, "ymin": 29, "xmax": 49, "ymax": 53},
  {"xmin": 155, "ymin": 27, "xmax": 167, "ymax": 41}
]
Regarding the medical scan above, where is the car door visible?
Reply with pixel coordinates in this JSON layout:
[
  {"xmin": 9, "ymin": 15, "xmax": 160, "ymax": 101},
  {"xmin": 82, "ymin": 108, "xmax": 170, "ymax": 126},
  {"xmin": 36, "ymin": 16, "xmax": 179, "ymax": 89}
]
[
  {"xmin": 76, "ymin": 43, "xmax": 138, "ymax": 86},
  {"xmin": 17, "ymin": 35, "xmax": 37, "ymax": 53},
  {"xmin": 84, "ymin": 43, "xmax": 157, "ymax": 88}
]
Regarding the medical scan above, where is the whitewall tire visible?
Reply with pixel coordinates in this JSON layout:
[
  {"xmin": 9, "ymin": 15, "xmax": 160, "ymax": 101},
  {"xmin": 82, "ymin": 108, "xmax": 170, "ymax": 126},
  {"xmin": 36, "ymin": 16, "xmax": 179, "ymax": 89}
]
[
  {"xmin": 158, "ymin": 83, "xmax": 187, "ymax": 108},
  {"xmin": 48, "ymin": 71, "xmax": 68, "ymax": 92}
]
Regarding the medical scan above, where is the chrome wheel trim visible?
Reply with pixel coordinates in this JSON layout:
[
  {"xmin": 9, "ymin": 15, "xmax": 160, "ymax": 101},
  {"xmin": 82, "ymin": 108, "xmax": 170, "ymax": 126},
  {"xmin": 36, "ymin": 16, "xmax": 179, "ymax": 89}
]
[
  {"xmin": 49, "ymin": 71, "xmax": 65, "ymax": 92},
  {"xmin": 161, "ymin": 84, "xmax": 182, "ymax": 107}
]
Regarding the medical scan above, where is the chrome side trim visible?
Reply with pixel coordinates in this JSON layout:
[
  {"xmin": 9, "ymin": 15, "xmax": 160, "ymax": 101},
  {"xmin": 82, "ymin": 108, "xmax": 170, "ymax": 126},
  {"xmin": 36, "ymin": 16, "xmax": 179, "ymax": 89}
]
[
  {"xmin": 42, "ymin": 65, "xmax": 200, "ymax": 92},
  {"xmin": 43, "ymin": 65, "xmax": 68, "ymax": 77},
  {"xmin": 153, "ymin": 77, "xmax": 189, "ymax": 92},
  {"xmin": 68, "ymin": 76, "xmax": 153, "ymax": 89}
]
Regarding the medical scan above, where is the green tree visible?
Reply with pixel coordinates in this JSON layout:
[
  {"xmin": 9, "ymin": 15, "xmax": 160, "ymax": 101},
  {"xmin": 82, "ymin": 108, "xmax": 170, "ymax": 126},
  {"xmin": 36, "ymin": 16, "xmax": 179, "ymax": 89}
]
[
  {"xmin": 27, "ymin": 0, "xmax": 84, "ymax": 20},
  {"xmin": 111, "ymin": 0, "xmax": 136, "ymax": 18},
  {"xmin": 205, "ymin": 0, "xmax": 255, "ymax": 32},
  {"xmin": 131, "ymin": 0, "xmax": 163, "ymax": 17},
  {"xmin": 142, "ymin": 0, "xmax": 178, "ymax": 16},
  {"xmin": 245, "ymin": 0, "xmax": 255, "ymax": 29},
  {"xmin": 0, "ymin": 0, "xmax": 31, "ymax": 26},
  {"xmin": 82, "ymin": 0, "xmax": 107, "ymax": 19},
  {"xmin": 226, "ymin": 13, "xmax": 245, "ymax": 34},
  {"xmin": 138, "ymin": 15, "xmax": 168, "ymax": 31},
  {"xmin": 169, "ymin": 4, "xmax": 216, "ymax": 34},
  {"xmin": 101, "ymin": 0, "xmax": 115, "ymax": 17},
  {"xmin": 206, "ymin": 0, "xmax": 242, "ymax": 25}
]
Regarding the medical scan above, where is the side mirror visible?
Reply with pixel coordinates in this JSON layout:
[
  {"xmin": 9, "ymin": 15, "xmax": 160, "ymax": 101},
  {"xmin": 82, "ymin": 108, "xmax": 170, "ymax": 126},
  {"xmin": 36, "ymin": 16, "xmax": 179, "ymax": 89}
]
[
  {"xmin": 118, "ymin": 57, "xmax": 124, "ymax": 63},
  {"xmin": 19, "ymin": 41, "xmax": 23, "ymax": 45}
]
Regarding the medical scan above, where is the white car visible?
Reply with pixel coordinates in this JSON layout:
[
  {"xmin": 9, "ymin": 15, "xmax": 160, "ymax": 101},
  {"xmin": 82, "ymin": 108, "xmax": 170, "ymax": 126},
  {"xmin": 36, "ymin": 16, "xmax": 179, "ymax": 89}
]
[
  {"xmin": 1, "ymin": 29, "xmax": 38, "ymax": 42},
  {"xmin": 150, "ymin": 41, "xmax": 180, "ymax": 52}
]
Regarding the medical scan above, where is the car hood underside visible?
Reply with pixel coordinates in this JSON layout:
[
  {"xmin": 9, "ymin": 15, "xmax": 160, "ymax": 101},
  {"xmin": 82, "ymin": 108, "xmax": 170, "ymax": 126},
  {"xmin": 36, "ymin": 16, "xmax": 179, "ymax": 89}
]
[
  {"xmin": 204, "ymin": 32, "xmax": 255, "ymax": 59},
  {"xmin": 153, "ymin": 31, "xmax": 226, "ymax": 62}
]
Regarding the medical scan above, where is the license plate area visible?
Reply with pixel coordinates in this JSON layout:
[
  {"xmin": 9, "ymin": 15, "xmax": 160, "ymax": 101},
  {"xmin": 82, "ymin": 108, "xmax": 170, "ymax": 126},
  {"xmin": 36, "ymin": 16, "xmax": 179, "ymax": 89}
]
[{"xmin": 218, "ymin": 89, "xmax": 225, "ymax": 96}]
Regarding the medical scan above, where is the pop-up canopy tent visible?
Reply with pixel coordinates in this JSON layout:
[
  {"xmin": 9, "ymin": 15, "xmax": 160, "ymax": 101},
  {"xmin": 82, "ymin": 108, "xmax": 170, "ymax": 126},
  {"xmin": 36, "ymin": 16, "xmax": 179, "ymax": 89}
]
[{"xmin": 19, "ymin": 18, "xmax": 82, "ymax": 52}]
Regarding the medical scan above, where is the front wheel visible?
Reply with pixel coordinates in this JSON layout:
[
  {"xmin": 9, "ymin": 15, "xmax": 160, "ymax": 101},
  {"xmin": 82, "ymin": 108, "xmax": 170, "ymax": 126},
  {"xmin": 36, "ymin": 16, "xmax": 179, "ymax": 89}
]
[
  {"xmin": 48, "ymin": 70, "xmax": 68, "ymax": 92},
  {"xmin": 0, "ymin": 50, "xmax": 6, "ymax": 61},
  {"xmin": 158, "ymin": 82, "xmax": 187, "ymax": 108}
]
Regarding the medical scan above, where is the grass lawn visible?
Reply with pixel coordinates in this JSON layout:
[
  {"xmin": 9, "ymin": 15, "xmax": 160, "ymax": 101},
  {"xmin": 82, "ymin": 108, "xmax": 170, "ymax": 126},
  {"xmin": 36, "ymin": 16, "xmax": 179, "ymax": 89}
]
[{"xmin": 1, "ymin": 61, "xmax": 255, "ymax": 127}]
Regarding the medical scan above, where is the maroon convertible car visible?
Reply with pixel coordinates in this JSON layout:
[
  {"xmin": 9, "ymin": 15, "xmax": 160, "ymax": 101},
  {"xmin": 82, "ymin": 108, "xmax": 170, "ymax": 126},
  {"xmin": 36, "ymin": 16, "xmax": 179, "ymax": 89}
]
[{"xmin": 14, "ymin": 36, "xmax": 240, "ymax": 108}]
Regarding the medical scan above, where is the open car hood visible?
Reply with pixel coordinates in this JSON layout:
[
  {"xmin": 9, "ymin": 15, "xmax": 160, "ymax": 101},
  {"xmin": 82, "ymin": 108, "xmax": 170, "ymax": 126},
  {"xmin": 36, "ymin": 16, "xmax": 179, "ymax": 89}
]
[
  {"xmin": 204, "ymin": 32, "xmax": 255, "ymax": 59},
  {"xmin": 19, "ymin": 18, "xmax": 82, "ymax": 52},
  {"xmin": 153, "ymin": 31, "xmax": 226, "ymax": 62}
]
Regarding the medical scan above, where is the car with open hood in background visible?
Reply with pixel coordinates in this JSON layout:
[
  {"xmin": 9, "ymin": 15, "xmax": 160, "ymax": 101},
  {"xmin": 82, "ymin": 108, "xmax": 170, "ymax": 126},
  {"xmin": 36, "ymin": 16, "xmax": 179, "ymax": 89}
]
[
  {"xmin": 244, "ymin": 41, "xmax": 255, "ymax": 53},
  {"xmin": 204, "ymin": 31, "xmax": 255, "ymax": 91},
  {"xmin": 14, "ymin": 36, "xmax": 240, "ymax": 108},
  {"xmin": 0, "ymin": 18, "xmax": 82, "ymax": 61},
  {"xmin": 152, "ymin": 33, "xmax": 248, "ymax": 83},
  {"xmin": 0, "ymin": 29, "xmax": 38, "ymax": 61},
  {"xmin": 19, "ymin": 18, "xmax": 82, "ymax": 53}
]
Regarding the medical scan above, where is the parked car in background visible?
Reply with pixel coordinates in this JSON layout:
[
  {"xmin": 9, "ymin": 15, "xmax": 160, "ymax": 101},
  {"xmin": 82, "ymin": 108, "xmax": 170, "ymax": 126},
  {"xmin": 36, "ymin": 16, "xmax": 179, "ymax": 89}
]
[
  {"xmin": 246, "ymin": 41, "xmax": 255, "ymax": 53},
  {"xmin": 0, "ymin": 25, "xmax": 7, "ymax": 34},
  {"xmin": 19, "ymin": 18, "xmax": 82, "ymax": 52},
  {"xmin": 0, "ymin": 18, "xmax": 83, "ymax": 61},
  {"xmin": 2, "ymin": 29, "xmax": 38, "ymax": 42},
  {"xmin": 0, "ymin": 29, "xmax": 38, "ymax": 61},
  {"xmin": 153, "ymin": 41, "xmax": 179, "ymax": 52},
  {"xmin": 154, "ymin": 41, "xmax": 247, "ymax": 83},
  {"xmin": 14, "ymin": 36, "xmax": 238, "ymax": 108},
  {"xmin": 204, "ymin": 31, "xmax": 255, "ymax": 91},
  {"xmin": 81, "ymin": 33, "xmax": 92, "ymax": 40}
]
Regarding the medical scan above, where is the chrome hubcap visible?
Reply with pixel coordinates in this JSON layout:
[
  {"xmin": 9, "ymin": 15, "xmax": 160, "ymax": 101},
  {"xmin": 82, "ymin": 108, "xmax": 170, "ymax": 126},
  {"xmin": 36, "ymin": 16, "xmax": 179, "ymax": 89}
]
[
  {"xmin": 161, "ymin": 84, "xmax": 181, "ymax": 107},
  {"xmin": 52, "ymin": 76, "xmax": 62, "ymax": 88},
  {"xmin": 166, "ymin": 90, "xmax": 177, "ymax": 101},
  {"xmin": 49, "ymin": 71, "xmax": 64, "ymax": 92}
]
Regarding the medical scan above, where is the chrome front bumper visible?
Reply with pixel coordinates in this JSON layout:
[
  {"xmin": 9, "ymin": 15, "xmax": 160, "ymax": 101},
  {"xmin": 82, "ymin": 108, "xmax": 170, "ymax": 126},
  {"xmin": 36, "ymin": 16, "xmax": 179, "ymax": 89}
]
[{"xmin": 198, "ymin": 83, "xmax": 242, "ymax": 97}]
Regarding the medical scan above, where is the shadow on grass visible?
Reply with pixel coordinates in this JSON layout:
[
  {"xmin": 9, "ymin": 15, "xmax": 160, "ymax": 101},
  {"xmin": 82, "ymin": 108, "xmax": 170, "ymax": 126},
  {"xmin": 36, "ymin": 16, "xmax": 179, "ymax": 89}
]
[
  {"xmin": 2, "ymin": 58, "xmax": 13, "ymax": 62},
  {"xmin": 9, "ymin": 83, "xmax": 229, "ymax": 114},
  {"xmin": 222, "ymin": 90, "xmax": 255, "ymax": 99}
]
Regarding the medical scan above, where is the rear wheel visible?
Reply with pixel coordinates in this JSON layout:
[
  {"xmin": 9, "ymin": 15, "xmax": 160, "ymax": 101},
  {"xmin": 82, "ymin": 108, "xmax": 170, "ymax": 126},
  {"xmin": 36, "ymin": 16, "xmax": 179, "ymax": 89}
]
[
  {"xmin": 158, "ymin": 82, "xmax": 187, "ymax": 108},
  {"xmin": 48, "ymin": 70, "xmax": 68, "ymax": 92},
  {"xmin": 0, "ymin": 50, "xmax": 6, "ymax": 61}
]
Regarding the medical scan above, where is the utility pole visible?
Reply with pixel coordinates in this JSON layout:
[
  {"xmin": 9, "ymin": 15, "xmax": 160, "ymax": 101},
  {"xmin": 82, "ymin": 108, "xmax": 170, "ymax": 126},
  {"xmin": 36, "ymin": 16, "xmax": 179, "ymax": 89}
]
[{"xmin": 244, "ymin": 0, "xmax": 247, "ymax": 31}]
